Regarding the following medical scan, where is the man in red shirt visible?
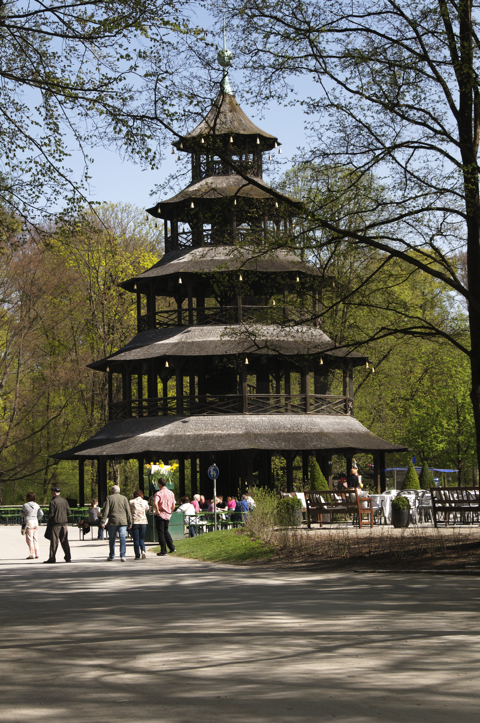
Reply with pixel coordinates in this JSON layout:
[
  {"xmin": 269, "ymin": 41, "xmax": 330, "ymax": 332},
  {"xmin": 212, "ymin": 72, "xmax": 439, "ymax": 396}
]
[{"xmin": 153, "ymin": 478, "xmax": 176, "ymax": 556}]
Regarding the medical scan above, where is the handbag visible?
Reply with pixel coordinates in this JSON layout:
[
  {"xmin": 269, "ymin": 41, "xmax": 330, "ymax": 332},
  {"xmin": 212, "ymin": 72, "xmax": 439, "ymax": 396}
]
[{"xmin": 44, "ymin": 523, "xmax": 52, "ymax": 540}]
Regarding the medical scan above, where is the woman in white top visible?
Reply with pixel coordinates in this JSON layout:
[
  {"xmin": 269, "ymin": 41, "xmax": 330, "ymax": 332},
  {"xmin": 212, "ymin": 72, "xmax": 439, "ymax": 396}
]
[
  {"xmin": 21, "ymin": 492, "xmax": 44, "ymax": 559},
  {"xmin": 129, "ymin": 490, "xmax": 150, "ymax": 559},
  {"xmin": 176, "ymin": 496, "xmax": 197, "ymax": 537}
]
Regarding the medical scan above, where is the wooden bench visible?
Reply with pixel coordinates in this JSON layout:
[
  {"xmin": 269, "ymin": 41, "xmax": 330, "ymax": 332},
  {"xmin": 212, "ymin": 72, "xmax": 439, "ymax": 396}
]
[
  {"xmin": 431, "ymin": 487, "xmax": 480, "ymax": 527},
  {"xmin": 305, "ymin": 489, "xmax": 374, "ymax": 528}
]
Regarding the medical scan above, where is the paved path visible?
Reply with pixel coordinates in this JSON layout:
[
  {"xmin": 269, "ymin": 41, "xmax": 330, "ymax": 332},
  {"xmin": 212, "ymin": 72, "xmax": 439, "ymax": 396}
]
[{"xmin": 1, "ymin": 526, "xmax": 480, "ymax": 722}]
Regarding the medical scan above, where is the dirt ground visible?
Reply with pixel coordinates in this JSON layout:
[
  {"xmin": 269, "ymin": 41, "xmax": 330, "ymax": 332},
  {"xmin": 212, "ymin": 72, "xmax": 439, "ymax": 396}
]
[{"xmin": 250, "ymin": 524, "xmax": 480, "ymax": 573}]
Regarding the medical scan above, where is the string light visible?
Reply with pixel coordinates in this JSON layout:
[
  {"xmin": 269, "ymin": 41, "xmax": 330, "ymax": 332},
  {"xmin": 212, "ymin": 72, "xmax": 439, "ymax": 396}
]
[
  {"xmin": 272, "ymin": 299, "xmax": 275, "ymax": 306},
  {"xmin": 239, "ymin": 273, "xmax": 243, "ymax": 281},
  {"xmin": 165, "ymin": 361, "xmax": 169, "ymax": 368},
  {"xmin": 178, "ymin": 276, "xmax": 182, "ymax": 284},
  {"xmin": 275, "ymin": 201, "xmax": 279, "ymax": 208},
  {"xmin": 256, "ymin": 137, "xmax": 260, "ymax": 144},
  {"xmin": 320, "ymin": 357, "xmax": 323, "ymax": 365},
  {"xmin": 230, "ymin": 136, "xmax": 233, "ymax": 143},
  {"xmin": 201, "ymin": 137, "xmax": 205, "ymax": 144},
  {"xmin": 245, "ymin": 356, "xmax": 249, "ymax": 365},
  {"xmin": 278, "ymin": 148, "xmax": 282, "ymax": 154},
  {"xmin": 190, "ymin": 201, "xmax": 194, "ymax": 209},
  {"xmin": 366, "ymin": 362, "xmax": 369, "ymax": 369},
  {"xmin": 234, "ymin": 198, "xmax": 237, "ymax": 205},
  {"xmin": 296, "ymin": 275, "xmax": 300, "ymax": 283}
]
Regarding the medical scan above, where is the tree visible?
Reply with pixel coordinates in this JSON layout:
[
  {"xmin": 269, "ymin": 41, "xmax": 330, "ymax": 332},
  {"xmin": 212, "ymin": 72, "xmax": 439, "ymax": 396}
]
[
  {"xmin": 402, "ymin": 461, "xmax": 421, "ymax": 491},
  {"xmin": 309, "ymin": 458, "xmax": 329, "ymax": 490},
  {"xmin": 0, "ymin": 203, "xmax": 161, "ymax": 503},
  {"xmin": 0, "ymin": 0, "xmax": 205, "ymax": 228},
  {"xmin": 224, "ymin": 0, "xmax": 480, "ymax": 471},
  {"xmin": 419, "ymin": 462, "xmax": 435, "ymax": 491}
]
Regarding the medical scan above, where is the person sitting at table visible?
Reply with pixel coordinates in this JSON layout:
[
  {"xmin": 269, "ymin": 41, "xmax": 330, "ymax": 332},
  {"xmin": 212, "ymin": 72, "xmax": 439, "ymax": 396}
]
[
  {"xmin": 192, "ymin": 494, "xmax": 201, "ymax": 512},
  {"xmin": 207, "ymin": 497, "xmax": 221, "ymax": 512},
  {"xmin": 176, "ymin": 496, "xmax": 197, "ymax": 537},
  {"xmin": 199, "ymin": 495, "xmax": 209, "ymax": 511},
  {"xmin": 216, "ymin": 496, "xmax": 228, "ymax": 510},
  {"xmin": 88, "ymin": 498, "xmax": 104, "ymax": 539},
  {"xmin": 227, "ymin": 496, "xmax": 237, "ymax": 511}
]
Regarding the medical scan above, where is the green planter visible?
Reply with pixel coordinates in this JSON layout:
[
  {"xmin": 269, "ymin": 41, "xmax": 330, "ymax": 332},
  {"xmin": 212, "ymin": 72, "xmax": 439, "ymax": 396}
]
[
  {"xmin": 144, "ymin": 512, "xmax": 185, "ymax": 543},
  {"xmin": 391, "ymin": 508, "xmax": 410, "ymax": 528}
]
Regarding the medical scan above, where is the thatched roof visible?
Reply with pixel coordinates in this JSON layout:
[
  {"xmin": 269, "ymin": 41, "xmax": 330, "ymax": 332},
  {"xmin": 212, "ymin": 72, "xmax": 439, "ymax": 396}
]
[
  {"xmin": 121, "ymin": 246, "xmax": 322, "ymax": 291},
  {"xmin": 53, "ymin": 414, "xmax": 407, "ymax": 459},
  {"xmin": 89, "ymin": 324, "xmax": 367, "ymax": 371},
  {"xmin": 173, "ymin": 93, "xmax": 278, "ymax": 152},
  {"xmin": 146, "ymin": 175, "xmax": 301, "ymax": 220}
]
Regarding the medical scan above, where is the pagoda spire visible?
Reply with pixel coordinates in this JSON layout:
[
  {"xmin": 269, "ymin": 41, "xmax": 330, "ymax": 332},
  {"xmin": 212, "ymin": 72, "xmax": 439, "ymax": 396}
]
[{"xmin": 217, "ymin": 14, "xmax": 233, "ymax": 95}]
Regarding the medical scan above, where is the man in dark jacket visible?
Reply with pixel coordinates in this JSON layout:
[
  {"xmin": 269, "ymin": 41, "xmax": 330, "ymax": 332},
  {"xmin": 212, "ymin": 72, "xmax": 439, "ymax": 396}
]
[
  {"xmin": 101, "ymin": 485, "xmax": 132, "ymax": 561},
  {"xmin": 44, "ymin": 486, "xmax": 71, "ymax": 563}
]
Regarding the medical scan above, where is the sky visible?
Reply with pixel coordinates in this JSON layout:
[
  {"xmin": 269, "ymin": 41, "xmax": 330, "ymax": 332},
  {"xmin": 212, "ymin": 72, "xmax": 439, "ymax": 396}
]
[{"xmin": 76, "ymin": 77, "xmax": 310, "ymax": 213}]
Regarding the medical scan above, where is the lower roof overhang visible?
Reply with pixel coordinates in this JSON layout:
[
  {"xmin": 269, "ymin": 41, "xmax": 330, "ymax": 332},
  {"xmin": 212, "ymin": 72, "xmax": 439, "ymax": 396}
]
[{"xmin": 52, "ymin": 415, "xmax": 407, "ymax": 460}]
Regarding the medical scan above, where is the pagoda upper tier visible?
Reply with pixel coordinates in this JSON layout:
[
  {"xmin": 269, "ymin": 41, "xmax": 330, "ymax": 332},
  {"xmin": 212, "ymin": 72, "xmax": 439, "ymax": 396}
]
[{"xmin": 146, "ymin": 90, "xmax": 301, "ymax": 252}]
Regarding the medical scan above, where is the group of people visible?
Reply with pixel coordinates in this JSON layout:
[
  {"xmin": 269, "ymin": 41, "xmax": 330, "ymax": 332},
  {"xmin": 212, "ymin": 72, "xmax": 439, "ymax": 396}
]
[{"xmin": 20, "ymin": 481, "xmax": 255, "ymax": 562}]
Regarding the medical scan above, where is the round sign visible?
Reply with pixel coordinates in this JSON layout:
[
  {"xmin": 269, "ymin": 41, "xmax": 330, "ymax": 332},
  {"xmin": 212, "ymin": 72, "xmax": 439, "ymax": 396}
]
[{"xmin": 208, "ymin": 464, "xmax": 219, "ymax": 480}]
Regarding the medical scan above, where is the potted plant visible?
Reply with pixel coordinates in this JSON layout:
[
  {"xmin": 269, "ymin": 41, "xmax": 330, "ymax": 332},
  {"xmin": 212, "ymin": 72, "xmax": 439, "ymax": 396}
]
[
  {"xmin": 277, "ymin": 495, "xmax": 303, "ymax": 526},
  {"xmin": 391, "ymin": 494, "xmax": 410, "ymax": 528}
]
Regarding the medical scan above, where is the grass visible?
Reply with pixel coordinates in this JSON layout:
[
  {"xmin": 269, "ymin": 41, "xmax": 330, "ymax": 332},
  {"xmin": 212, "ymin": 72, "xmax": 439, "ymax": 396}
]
[{"xmin": 151, "ymin": 528, "xmax": 276, "ymax": 564}]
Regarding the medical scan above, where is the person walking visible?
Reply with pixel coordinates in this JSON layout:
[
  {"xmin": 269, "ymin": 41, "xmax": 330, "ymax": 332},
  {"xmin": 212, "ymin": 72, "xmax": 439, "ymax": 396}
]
[
  {"xmin": 44, "ymin": 487, "xmax": 71, "ymax": 564},
  {"xmin": 153, "ymin": 478, "xmax": 176, "ymax": 556},
  {"xmin": 21, "ymin": 492, "xmax": 44, "ymax": 559},
  {"xmin": 101, "ymin": 485, "xmax": 132, "ymax": 562},
  {"xmin": 129, "ymin": 490, "xmax": 149, "ymax": 559}
]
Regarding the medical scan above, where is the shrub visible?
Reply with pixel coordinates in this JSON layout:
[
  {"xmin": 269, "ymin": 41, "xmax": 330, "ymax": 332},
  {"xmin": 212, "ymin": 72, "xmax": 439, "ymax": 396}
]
[
  {"xmin": 309, "ymin": 458, "xmax": 329, "ymax": 490},
  {"xmin": 392, "ymin": 494, "xmax": 410, "ymax": 511},
  {"xmin": 243, "ymin": 486, "xmax": 279, "ymax": 543},
  {"xmin": 418, "ymin": 461, "xmax": 435, "ymax": 490},
  {"xmin": 402, "ymin": 460, "xmax": 420, "ymax": 490},
  {"xmin": 277, "ymin": 495, "xmax": 303, "ymax": 526}
]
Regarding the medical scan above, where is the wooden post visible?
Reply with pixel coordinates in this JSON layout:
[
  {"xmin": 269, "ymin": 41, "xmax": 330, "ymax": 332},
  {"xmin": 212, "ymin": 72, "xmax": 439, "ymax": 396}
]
[
  {"xmin": 179, "ymin": 456, "xmax": 186, "ymax": 497},
  {"xmin": 343, "ymin": 368, "xmax": 349, "ymax": 414},
  {"xmin": 302, "ymin": 366, "xmax": 310, "ymax": 412},
  {"xmin": 373, "ymin": 452, "xmax": 381, "ymax": 494},
  {"xmin": 108, "ymin": 369, "xmax": 113, "ymax": 420},
  {"xmin": 190, "ymin": 455, "xmax": 198, "ymax": 496},
  {"xmin": 176, "ymin": 362, "xmax": 183, "ymax": 415},
  {"xmin": 98, "ymin": 458, "xmax": 107, "ymax": 506},
  {"xmin": 286, "ymin": 452, "xmax": 294, "ymax": 493},
  {"xmin": 348, "ymin": 366, "xmax": 354, "ymax": 416},
  {"xmin": 137, "ymin": 370, "xmax": 143, "ymax": 416},
  {"xmin": 187, "ymin": 280, "xmax": 194, "ymax": 326},
  {"xmin": 138, "ymin": 456, "xmax": 145, "ymax": 493},
  {"xmin": 379, "ymin": 451, "xmax": 386, "ymax": 493},
  {"xmin": 78, "ymin": 459, "xmax": 85, "ymax": 507},
  {"xmin": 302, "ymin": 451, "xmax": 310, "ymax": 488},
  {"xmin": 284, "ymin": 361, "xmax": 291, "ymax": 412},
  {"xmin": 242, "ymin": 363, "xmax": 248, "ymax": 413},
  {"xmin": 136, "ymin": 292, "xmax": 142, "ymax": 332}
]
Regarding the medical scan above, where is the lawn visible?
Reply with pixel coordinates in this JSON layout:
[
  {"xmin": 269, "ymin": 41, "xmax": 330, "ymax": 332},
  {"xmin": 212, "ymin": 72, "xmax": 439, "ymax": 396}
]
[{"xmin": 151, "ymin": 529, "xmax": 276, "ymax": 564}]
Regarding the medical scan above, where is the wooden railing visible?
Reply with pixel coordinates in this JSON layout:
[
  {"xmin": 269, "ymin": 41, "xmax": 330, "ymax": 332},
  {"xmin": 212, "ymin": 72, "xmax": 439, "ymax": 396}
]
[
  {"xmin": 138, "ymin": 305, "xmax": 314, "ymax": 331},
  {"xmin": 109, "ymin": 394, "xmax": 353, "ymax": 420}
]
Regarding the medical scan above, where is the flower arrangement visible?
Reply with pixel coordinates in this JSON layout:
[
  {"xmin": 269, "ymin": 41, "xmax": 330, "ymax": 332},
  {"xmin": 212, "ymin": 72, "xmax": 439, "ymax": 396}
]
[{"xmin": 145, "ymin": 461, "xmax": 179, "ymax": 482}]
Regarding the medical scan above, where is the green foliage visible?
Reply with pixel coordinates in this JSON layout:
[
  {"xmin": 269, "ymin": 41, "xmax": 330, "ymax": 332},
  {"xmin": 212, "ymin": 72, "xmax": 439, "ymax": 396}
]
[
  {"xmin": 402, "ymin": 461, "xmax": 420, "ymax": 490},
  {"xmin": 418, "ymin": 462, "xmax": 435, "ymax": 491},
  {"xmin": 309, "ymin": 458, "xmax": 329, "ymax": 490},
  {"xmin": 276, "ymin": 495, "xmax": 302, "ymax": 526},
  {"xmin": 243, "ymin": 487, "xmax": 279, "ymax": 543},
  {"xmin": 392, "ymin": 495, "xmax": 410, "ymax": 511}
]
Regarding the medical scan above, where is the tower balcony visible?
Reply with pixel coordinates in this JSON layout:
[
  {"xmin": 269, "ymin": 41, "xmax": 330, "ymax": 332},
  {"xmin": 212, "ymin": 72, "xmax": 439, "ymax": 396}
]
[
  {"xmin": 138, "ymin": 304, "xmax": 318, "ymax": 331},
  {"xmin": 109, "ymin": 393, "xmax": 354, "ymax": 420}
]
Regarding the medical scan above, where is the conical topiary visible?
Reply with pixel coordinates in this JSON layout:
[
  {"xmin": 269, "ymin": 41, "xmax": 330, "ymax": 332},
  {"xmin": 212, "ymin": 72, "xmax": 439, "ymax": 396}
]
[
  {"xmin": 309, "ymin": 458, "xmax": 329, "ymax": 490},
  {"xmin": 418, "ymin": 461, "xmax": 435, "ymax": 490},
  {"xmin": 402, "ymin": 460, "xmax": 420, "ymax": 490}
]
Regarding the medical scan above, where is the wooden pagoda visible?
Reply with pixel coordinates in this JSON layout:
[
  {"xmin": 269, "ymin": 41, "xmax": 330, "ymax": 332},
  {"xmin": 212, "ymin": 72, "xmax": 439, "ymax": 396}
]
[{"xmin": 55, "ymin": 42, "xmax": 405, "ymax": 504}]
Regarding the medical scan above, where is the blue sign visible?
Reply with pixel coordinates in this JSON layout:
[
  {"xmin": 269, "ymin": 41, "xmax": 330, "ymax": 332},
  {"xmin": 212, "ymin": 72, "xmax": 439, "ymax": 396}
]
[{"xmin": 208, "ymin": 464, "xmax": 219, "ymax": 480}]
